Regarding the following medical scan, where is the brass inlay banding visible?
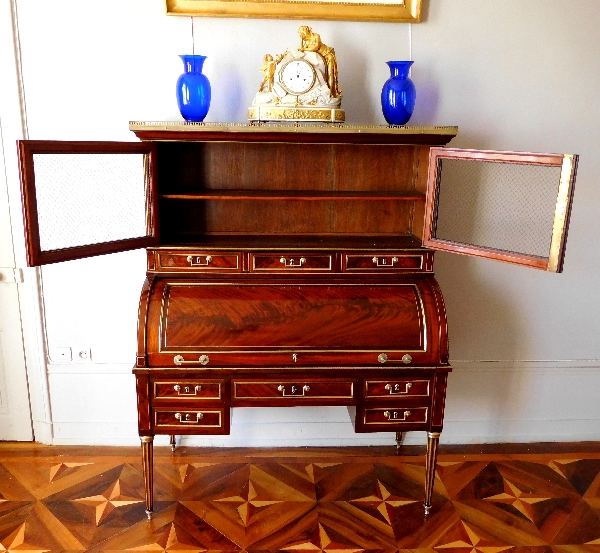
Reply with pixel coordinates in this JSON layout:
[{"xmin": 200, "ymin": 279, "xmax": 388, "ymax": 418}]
[
  {"xmin": 344, "ymin": 254, "xmax": 424, "ymax": 271},
  {"xmin": 140, "ymin": 364, "xmax": 441, "ymax": 371},
  {"xmin": 365, "ymin": 379, "xmax": 430, "ymax": 398},
  {"xmin": 153, "ymin": 381, "xmax": 222, "ymax": 400},
  {"xmin": 160, "ymin": 282, "xmax": 427, "ymax": 354},
  {"xmin": 252, "ymin": 254, "xmax": 333, "ymax": 271},
  {"xmin": 158, "ymin": 253, "xmax": 240, "ymax": 271},
  {"xmin": 363, "ymin": 407, "xmax": 428, "ymax": 425},
  {"xmin": 154, "ymin": 409, "xmax": 222, "ymax": 428},
  {"xmin": 233, "ymin": 381, "xmax": 354, "ymax": 400}
]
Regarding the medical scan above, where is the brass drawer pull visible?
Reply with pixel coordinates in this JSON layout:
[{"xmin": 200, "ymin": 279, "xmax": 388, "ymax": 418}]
[
  {"xmin": 278, "ymin": 384, "xmax": 310, "ymax": 396},
  {"xmin": 377, "ymin": 353, "xmax": 412, "ymax": 364},
  {"xmin": 173, "ymin": 354, "xmax": 210, "ymax": 366},
  {"xmin": 280, "ymin": 257, "xmax": 306, "ymax": 267},
  {"xmin": 372, "ymin": 256, "xmax": 398, "ymax": 267},
  {"xmin": 174, "ymin": 384, "xmax": 202, "ymax": 395},
  {"xmin": 384, "ymin": 410, "xmax": 411, "ymax": 421},
  {"xmin": 175, "ymin": 412, "xmax": 204, "ymax": 424},
  {"xmin": 186, "ymin": 255, "xmax": 212, "ymax": 266},
  {"xmin": 385, "ymin": 382, "xmax": 412, "ymax": 395}
]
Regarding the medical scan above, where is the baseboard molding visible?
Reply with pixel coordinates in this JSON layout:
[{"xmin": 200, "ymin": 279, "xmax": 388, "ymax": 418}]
[{"xmin": 450, "ymin": 359, "xmax": 600, "ymax": 373}]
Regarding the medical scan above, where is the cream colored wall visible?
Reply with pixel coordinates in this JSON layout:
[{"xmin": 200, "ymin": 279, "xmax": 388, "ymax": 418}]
[{"xmin": 5, "ymin": 0, "xmax": 600, "ymax": 445}]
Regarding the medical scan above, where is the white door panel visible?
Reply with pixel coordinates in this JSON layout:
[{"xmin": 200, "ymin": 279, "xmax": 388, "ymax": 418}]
[
  {"xmin": 0, "ymin": 2, "xmax": 34, "ymax": 440},
  {"xmin": 0, "ymin": 138, "xmax": 33, "ymax": 439}
]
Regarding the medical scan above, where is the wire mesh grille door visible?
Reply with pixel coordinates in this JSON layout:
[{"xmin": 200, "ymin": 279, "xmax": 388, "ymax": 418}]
[
  {"xmin": 34, "ymin": 153, "xmax": 148, "ymax": 251},
  {"xmin": 424, "ymin": 149, "xmax": 577, "ymax": 272},
  {"xmin": 20, "ymin": 141, "xmax": 158, "ymax": 266}
]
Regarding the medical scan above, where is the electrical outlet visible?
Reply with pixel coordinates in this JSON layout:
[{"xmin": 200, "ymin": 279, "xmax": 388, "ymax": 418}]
[
  {"xmin": 74, "ymin": 347, "xmax": 92, "ymax": 362},
  {"xmin": 49, "ymin": 347, "xmax": 72, "ymax": 363}
]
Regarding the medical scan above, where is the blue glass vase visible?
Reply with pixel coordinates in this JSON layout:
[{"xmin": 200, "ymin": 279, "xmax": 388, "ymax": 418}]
[
  {"xmin": 381, "ymin": 61, "xmax": 416, "ymax": 126},
  {"xmin": 176, "ymin": 55, "xmax": 211, "ymax": 122}
]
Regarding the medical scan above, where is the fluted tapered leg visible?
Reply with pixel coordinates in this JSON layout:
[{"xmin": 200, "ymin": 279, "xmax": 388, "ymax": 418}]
[
  {"xmin": 140, "ymin": 436, "xmax": 154, "ymax": 519},
  {"xmin": 424, "ymin": 431, "xmax": 440, "ymax": 514}
]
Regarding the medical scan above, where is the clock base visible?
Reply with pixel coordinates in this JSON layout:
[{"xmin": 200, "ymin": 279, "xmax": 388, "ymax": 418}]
[{"xmin": 248, "ymin": 106, "xmax": 345, "ymax": 123}]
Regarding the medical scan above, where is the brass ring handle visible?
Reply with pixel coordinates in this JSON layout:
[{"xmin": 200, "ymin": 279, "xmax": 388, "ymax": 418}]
[
  {"xmin": 173, "ymin": 355, "xmax": 210, "ymax": 366},
  {"xmin": 372, "ymin": 256, "xmax": 399, "ymax": 267},
  {"xmin": 279, "ymin": 257, "xmax": 307, "ymax": 267},
  {"xmin": 187, "ymin": 255, "xmax": 212, "ymax": 266},
  {"xmin": 174, "ymin": 384, "xmax": 202, "ymax": 395},
  {"xmin": 277, "ymin": 384, "xmax": 310, "ymax": 396},
  {"xmin": 174, "ymin": 412, "xmax": 204, "ymax": 424},
  {"xmin": 385, "ymin": 382, "xmax": 413, "ymax": 395},
  {"xmin": 383, "ymin": 410, "xmax": 411, "ymax": 421}
]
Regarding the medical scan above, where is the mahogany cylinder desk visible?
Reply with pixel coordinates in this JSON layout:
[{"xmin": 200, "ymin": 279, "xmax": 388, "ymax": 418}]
[{"xmin": 17, "ymin": 122, "xmax": 577, "ymax": 520}]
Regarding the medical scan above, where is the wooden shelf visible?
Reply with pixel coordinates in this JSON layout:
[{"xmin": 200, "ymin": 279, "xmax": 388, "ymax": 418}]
[
  {"xmin": 157, "ymin": 234, "xmax": 425, "ymax": 250},
  {"xmin": 161, "ymin": 190, "xmax": 426, "ymax": 201}
]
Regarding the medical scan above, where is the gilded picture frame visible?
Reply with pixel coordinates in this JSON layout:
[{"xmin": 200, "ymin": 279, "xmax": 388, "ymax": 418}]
[{"xmin": 166, "ymin": 0, "xmax": 421, "ymax": 23}]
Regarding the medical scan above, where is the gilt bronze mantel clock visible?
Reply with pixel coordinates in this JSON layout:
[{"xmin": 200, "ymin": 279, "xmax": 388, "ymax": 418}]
[{"xmin": 248, "ymin": 26, "xmax": 345, "ymax": 122}]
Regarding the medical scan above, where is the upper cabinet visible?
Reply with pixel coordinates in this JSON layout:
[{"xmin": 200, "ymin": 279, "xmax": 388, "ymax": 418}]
[{"xmin": 18, "ymin": 124, "xmax": 577, "ymax": 273}]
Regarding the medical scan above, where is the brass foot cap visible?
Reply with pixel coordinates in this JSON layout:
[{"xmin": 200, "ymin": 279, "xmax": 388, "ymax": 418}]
[{"xmin": 146, "ymin": 509, "xmax": 154, "ymax": 520}]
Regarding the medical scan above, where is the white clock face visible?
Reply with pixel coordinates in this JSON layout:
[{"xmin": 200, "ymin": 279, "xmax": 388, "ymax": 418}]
[{"xmin": 280, "ymin": 60, "xmax": 316, "ymax": 95}]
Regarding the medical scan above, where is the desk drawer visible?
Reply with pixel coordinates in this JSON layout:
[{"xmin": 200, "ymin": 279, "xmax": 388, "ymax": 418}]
[
  {"xmin": 250, "ymin": 253, "xmax": 333, "ymax": 272},
  {"xmin": 154, "ymin": 251, "xmax": 241, "ymax": 272},
  {"xmin": 233, "ymin": 379, "xmax": 355, "ymax": 405},
  {"xmin": 364, "ymin": 379, "xmax": 430, "ymax": 399},
  {"xmin": 152, "ymin": 380, "xmax": 223, "ymax": 401},
  {"xmin": 153, "ymin": 408, "xmax": 227, "ymax": 433},
  {"xmin": 361, "ymin": 406, "xmax": 429, "ymax": 428},
  {"xmin": 344, "ymin": 253, "xmax": 431, "ymax": 272}
]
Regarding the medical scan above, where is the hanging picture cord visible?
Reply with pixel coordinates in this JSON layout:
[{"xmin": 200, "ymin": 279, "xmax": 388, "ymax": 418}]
[
  {"xmin": 191, "ymin": 17, "xmax": 195, "ymax": 55},
  {"xmin": 409, "ymin": 22, "xmax": 413, "ymax": 75}
]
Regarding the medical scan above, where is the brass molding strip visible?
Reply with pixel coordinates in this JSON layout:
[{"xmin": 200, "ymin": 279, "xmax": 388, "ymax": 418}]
[
  {"xmin": 154, "ymin": 409, "xmax": 222, "ymax": 428},
  {"xmin": 365, "ymin": 379, "xmax": 430, "ymax": 398},
  {"xmin": 153, "ymin": 381, "xmax": 222, "ymax": 400},
  {"xmin": 158, "ymin": 253, "xmax": 240, "ymax": 271},
  {"xmin": 159, "ymin": 281, "xmax": 427, "ymax": 354},
  {"xmin": 344, "ymin": 253, "xmax": 424, "ymax": 272},
  {"xmin": 548, "ymin": 154, "xmax": 577, "ymax": 273},
  {"xmin": 130, "ymin": 121, "xmax": 458, "ymax": 136},
  {"xmin": 363, "ymin": 406, "xmax": 428, "ymax": 425},
  {"xmin": 233, "ymin": 381, "xmax": 354, "ymax": 399},
  {"xmin": 139, "ymin": 365, "xmax": 447, "ymax": 371},
  {"xmin": 251, "ymin": 255, "xmax": 333, "ymax": 271}
]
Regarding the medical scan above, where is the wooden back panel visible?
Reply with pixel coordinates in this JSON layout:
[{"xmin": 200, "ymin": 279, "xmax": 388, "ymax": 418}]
[{"xmin": 156, "ymin": 142, "xmax": 424, "ymax": 240}]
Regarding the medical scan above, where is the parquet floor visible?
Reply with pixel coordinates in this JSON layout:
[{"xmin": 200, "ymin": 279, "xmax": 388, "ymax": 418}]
[{"xmin": 1, "ymin": 443, "xmax": 600, "ymax": 552}]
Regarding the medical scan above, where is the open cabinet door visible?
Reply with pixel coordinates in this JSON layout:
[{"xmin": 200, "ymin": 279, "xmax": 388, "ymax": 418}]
[
  {"xmin": 19, "ymin": 140, "xmax": 159, "ymax": 266},
  {"xmin": 423, "ymin": 148, "xmax": 578, "ymax": 272}
]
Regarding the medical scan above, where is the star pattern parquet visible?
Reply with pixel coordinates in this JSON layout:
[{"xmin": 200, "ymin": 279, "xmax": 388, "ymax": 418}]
[{"xmin": 1, "ymin": 444, "xmax": 600, "ymax": 552}]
